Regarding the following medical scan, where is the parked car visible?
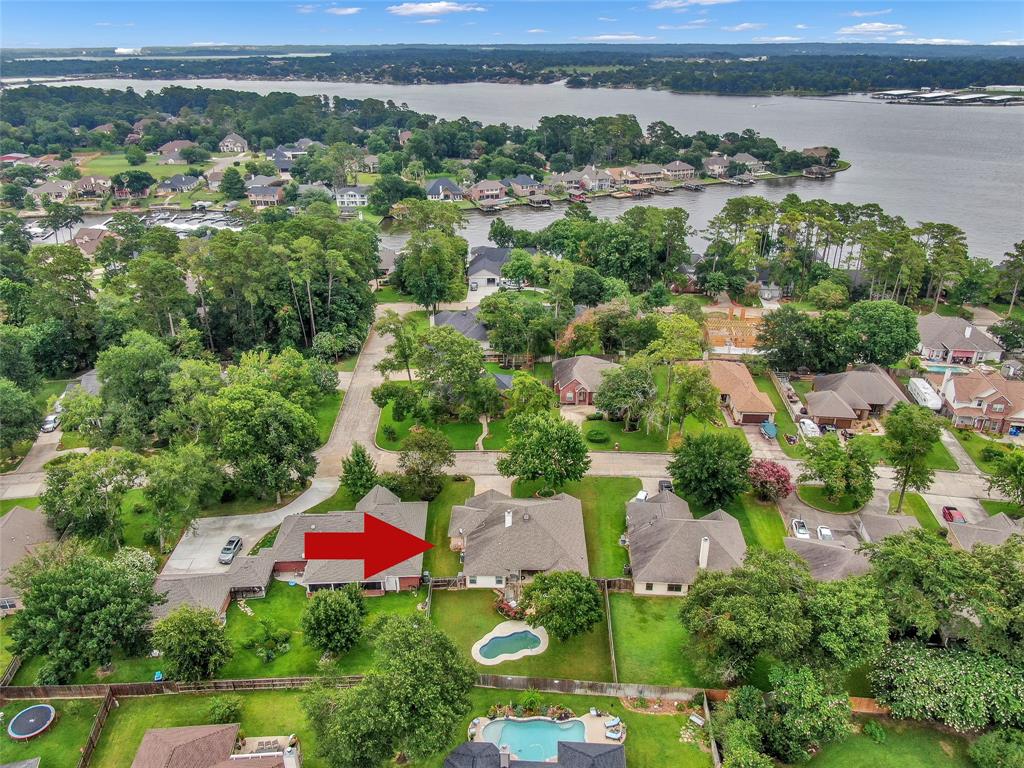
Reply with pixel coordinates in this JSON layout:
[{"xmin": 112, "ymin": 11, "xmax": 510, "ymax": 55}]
[
  {"xmin": 218, "ymin": 535, "xmax": 243, "ymax": 564},
  {"xmin": 791, "ymin": 518, "xmax": 811, "ymax": 539},
  {"xmin": 40, "ymin": 414, "xmax": 60, "ymax": 433},
  {"xmin": 942, "ymin": 505, "xmax": 967, "ymax": 523},
  {"xmin": 658, "ymin": 480, "xmax": 674, "ymax": 493},
  {"xmin": 633, "ymin": 490, "xmax": 649, "ymax": 502},
  {"xmin": 820, "ymin": 424, "xmax": 837, "ymax": 434},
  {"xmin": 470, "ymin": 280, "xmax": 478, "ymax": 291},
  {"xmin": 798, "ymin": 418, "xmax": 821, "ymax": 438},
  {"xmin": 816, "ymin": 525, "xmax": 834, "ymax": 541}
]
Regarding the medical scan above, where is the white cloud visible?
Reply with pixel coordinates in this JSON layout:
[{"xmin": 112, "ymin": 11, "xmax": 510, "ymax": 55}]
[
  {"xmin": 847, "ymin": 8, "xmax": 892, "ymax": 17},
  {"xmin": 417, "ymin": 18, "xmax": 441, "ymax": 23},
  {"xmin": 649, "ymin": 0, "xmax": 736, "ymax": 8},
  {"xmin": 95, "ymin": 21, "xmax": 135, "ymax": 27},
  {"xmin": 325, "ymin": 6, "xmax": 363, "ymax": 14},
  {"xmin": 386, "ymin": 1, "xmax": 484, "ymax": 15},
  {"xmin": 989, "ymin": 39, "xmax": 1024, "ymax": 45},
  {"xmin": 794, "ymin": 23, "xmax": 810, "ymax": 30},
  {"xmin": 598, "ymin": 16, "xmax": 618, "ymax": 21},
  {"xmin": 295, "ymin": 4, "xmax": 316, "ymax": 12},
  {"xmin": 753, "ymin": 36, "xmax": 802, "ymax": 42},
  {"xmin": 658, "ymin": 20, "xmax": 710, "ymax": 29},
  {"xmin": 527, "ymin": 28, "xmax": 547, "ymax": 33},
  {"xmin": 896, "ymin": 37, "xmax": 972, "ymax": 44},
  {"xmin": 576, "ymin": 33, "xmax": 658, "ymax": 41},
  {"xmin": 723, "ymin": 22, "xmax": 766, "ymax": 32},
  {"xmin": 836, "ymin": 21, "xmax": 905, "ymax": 35}
]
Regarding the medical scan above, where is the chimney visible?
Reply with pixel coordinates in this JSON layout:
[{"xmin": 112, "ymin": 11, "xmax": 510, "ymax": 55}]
[
  {"xmin": 942, "ymin": 366, "xmax": 953, "ymax": 393},
  {"xmin": 505, "ymin": 509, "xmax": 513, "ymax": 528},
  {"xmin": 965, "ymin": 325, "xmax": 972, "ymax": 338},
  {"xmin": 698, "ymin": 536, "xmax": 711, "ymax": 569},
  {"xmin": 499, "ymin": 746, "xmax": 511, "ymax": 768}
]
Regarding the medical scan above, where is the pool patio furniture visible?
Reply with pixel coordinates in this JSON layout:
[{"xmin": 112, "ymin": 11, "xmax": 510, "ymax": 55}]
[{"xmin": 604, "ymin": 717, "xmax": 620, "ymax": 728}]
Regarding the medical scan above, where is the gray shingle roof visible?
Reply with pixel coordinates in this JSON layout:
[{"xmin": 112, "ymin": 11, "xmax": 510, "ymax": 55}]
[
  {"xmin": 813, "ymin": 365, "xmax": 908, "ymax": 413},
  {"xmin": 443, "ymin": 741, "xmax": 625, "ymax": 768},
  {"xmin": 917, "ymin": 313, "xmax": 1002, "ymax": 355},
  {"xmin": 627, "ymin": 493, "xmax": 746, "ymax": 585},
  {"xmin": 468, "ymin": 246, "xmax": 536, "ymax": 277},
  {"xmin": 806, "ymin": 390, "xmax": 858, "ymax": 420},
  {"xmin": 449, "ymin": 491, "xmax": 589, "ymax": 577},
  {"xmin": 785, "ymin": 538, "xmax": 870, "ymax": 581},
  {"xmin": 946, "ymin": 513, "xmax": 1022, "ymax": 551},
  {"xmin": 426, "ymin": 177, "xmax": 463, "ymax": 196},
  {"xmin": 434, "ymin": 306, "xmax": 489, "ymax": 342},
  {"xmin": 858, "ymin": 512, "xmax": 920, "ymax": 543},
  {"xmin": 552, "ymin": 356, "xmax": 621, "ymax": 393}
]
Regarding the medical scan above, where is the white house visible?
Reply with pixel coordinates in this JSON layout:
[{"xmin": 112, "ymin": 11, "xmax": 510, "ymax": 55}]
[
  {"xmin": 218, "ymin": 132, "xmax": 249, "ymax": 153},
  {"xmin": 335, "ymin": 185, "xmax": 370, "ymax": 210}
]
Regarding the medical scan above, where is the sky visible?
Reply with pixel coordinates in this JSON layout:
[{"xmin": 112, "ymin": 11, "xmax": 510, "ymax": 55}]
[{"xmin": 2, "ymin": 0, "xmax": 1022, "ymax": 49}]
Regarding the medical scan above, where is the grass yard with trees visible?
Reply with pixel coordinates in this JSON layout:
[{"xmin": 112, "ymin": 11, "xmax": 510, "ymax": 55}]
[
  {"xmin": 422, "ymin": 477, "xmax": 475, "ymax": 577},
  {"xmin": 797, "ymin": 484, "xmax": 865, "ymax": 513},
  {"xmin": 0, "ymin": 698, "xmax": 100, "ymax": 768},
  {"xmin": 888, "ymin": 491, "xmax": 941, "ymax": 530}
]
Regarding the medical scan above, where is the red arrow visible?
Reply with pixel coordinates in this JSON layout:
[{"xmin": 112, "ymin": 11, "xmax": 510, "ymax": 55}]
[{"xmin": 303, "ymin": 514, "xmax": 433, "ymax": 579}]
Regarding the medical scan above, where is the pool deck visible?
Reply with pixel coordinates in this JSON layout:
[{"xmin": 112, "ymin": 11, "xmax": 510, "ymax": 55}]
[
  {"xmin": 471, "ymin": 620, "xmax": 550, "ymax": 665},
  {"xmin": 469, "ymin": 713, "xmax": 626, "ymax": 752}
]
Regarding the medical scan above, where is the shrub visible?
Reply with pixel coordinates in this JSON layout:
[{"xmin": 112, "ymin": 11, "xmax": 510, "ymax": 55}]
[
  {"xmin": 586, "ymin": 428, "xmax": 609, "ymax": 443},
  {"xmin": 518, "ymin": 688, "xmax": 542, "ymax": 713},
  {"xmin": 969, "ymin": 728, "xmax": 1024, "ymax": 768},
  {"xmin": 980, "ymin": 444, "xmax": 1008, "ymax": 462},
  {"xmin": 862, "ymin": 720, "xmax": 886, "ymax": 744},
  {"xmin": 585, "ymin": 412, "xmax": 605, "ymax": 421},
  {"xmin": 207, "ymin": 695, "xmax": 243, "ymax": 724},
  {"xmin": 382, "ymin": 424, "xmax": 398, "ymax": 442},
  {"xmin": 747, "ymin": 459, "xmax": 794, "ymax": 502}
]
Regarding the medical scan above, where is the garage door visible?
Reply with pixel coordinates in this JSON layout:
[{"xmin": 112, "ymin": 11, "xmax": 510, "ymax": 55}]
[{"xmin": 741, "ymin": 413, "xmax": 769, "ymax": 424}]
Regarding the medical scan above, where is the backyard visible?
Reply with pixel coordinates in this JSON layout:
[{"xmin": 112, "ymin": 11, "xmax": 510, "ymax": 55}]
[
  {"xmin": 430, "ymin": 589, "xmax": 614, "ymax": 681},
  {"xmin": 513, "ymin": 476, "xmax": 642, "ymax": 578},
  {"xmin": 806, "ymin": 718, "xmax": 971, "ymax": 768},
  {"xmin": 0, "ymin": 698, "xmax": 100, "ymax": 768},
  {"xmin": 888, "ymin": 492, "xmax": 941, "ymax": 530}
]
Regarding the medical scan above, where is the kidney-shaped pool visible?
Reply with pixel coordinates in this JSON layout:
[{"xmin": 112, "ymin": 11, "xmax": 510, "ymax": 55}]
[{"xmin": 482, "ymin": 717, "xmax": 587, "ymax": 762}]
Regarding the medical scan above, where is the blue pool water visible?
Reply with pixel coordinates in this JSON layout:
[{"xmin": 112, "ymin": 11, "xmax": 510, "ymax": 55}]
[
  {"xmin": 479, "ymin": 629, "xmax": 541, "ymax": 660},
  {"xmin": 482, "ymin": 718, "xmax": 587, "ymax": 761},
  {"xmin": 923, "ymin": 364, "xmax": 969, "ymax": 374}
]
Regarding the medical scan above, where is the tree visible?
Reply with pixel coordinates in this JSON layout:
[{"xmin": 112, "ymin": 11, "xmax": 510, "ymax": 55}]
[
  {"xmin": 27, "ymin": 244, "xmax": 98, "ymax": 369},
  {"xmin": 594, "ymin": 362, "xmax": 657, "ymax": 432},
  {"xmin": 397, "ymin": 230, "xmax": 466, "ymax": 312},
  {"xmin": 848, "ymin": 300, "xmax": 919, "ymax": 366},
  {"xmin": 144, "ymin": 445, "xmax": 224, "ymax": 552},
  {"xmin": 990, "ymin": 318, "xmax": 1024, "ymax": 353},
  {"xmin": 882, "ymin": 403, "xmax": 943, "ymax": 513},
  {"xmin": 500, "ymin": 248, "xmax": 535, "ymax": 285},
  {"xmin": 9, "ymin": 542, "xmax": 160, "ymax": 684},
  {"xmin": 998, "ymin": 240, "xmax": 1024, "ymax": 318},
  {"xmin": 301, "ymin": 616, "xmax": 475, "ymax": 766},
  {"xmin": 97, "ymin": 329, "xmax": 178, "ymax": 438},
  {"xmin": 220, "ymin": 166, "xmax": 246, "ymax": 200},
  {"xmin": 57, "ymin": 386, "xmax": 105, "ymax": 446},
  {"xmin": 643, "ymin": 314, "xmax": 703, "ymax": 438},
  {"xmin": 504, "ymin": 371, "xmax": 558, "ymax": 420},
  {"xmin": 1, "ymin": 182, "xmax": 27, "ymax": 209},
  {"xmin": 762, "ymin": 666, "xmax": 851, "ymax": 763},
  {"xmin": 204, "ymin": 384, "xmax": 319, "ymax": 502},
  {"xmin": 969, "ymin": 728, "xmax": 1024, "ymax": 768},
  {"xmin": 668, "ymin": 431, "xmax": 751, "ymax": 509},
  {"xmin": 375, "ymin": 309, "xmax": 421, "ymax": 383},
  {"xmin": 40, "ymin": 200, "xmax": 83, "ymax": 243},
  {"xmin": 799, "ymin": 434, "xmax": 876, "ymax": 507},
  {"xmin": 496, "ymin": 413, "xmax": 591, "ymax": 493},
  {"xmin": 397, "ymin": 427, "xmax": 455, "ymax": 500},
  {"xmin": 747, "ymin": 459, "xmax": 794, "ymax": 502},
  {"xmin": 40, "ymin": 449, "xmax": 142, "ymax": 546},
  {"xmin": 987, "ymin": 450, "xmax": 1024, "ymax": 508},
  {"xmin": 0, "ymin": 325, "xmax": 40, "ymax": 390},
  {"xmin": 341, "ymin": 443, "xmax": 379, "ymax": 500},
  {"xmin": 390, "ymin": 198, "xmax": 465, "ymax": 236},
  {"xmin": 112, "ymin": 169, "xmax": 156, "ymax": 197},
  {"xmin": 671, "ymin": 364, "xmax": 720, "ymax": 436},
  {"xmin": 367, "ymin": 174, "xmax": 426, "ymax": 216},
  {"xmin": 679, "ymin": 549, "xmax": 814, "ymax": 681},
  {"xmin": 152, "ymin": 605, "xmax": 232, "ymax": 682},
  {"xmin": 520, "ymin": 571, "xmax": 604, "ymax": 641},
  {"xmin": 302, "ymin": 585, "xmax": 366, "ymax": 656},
  {"xmin": 805, "ymin": 279, "xmax": 849, "ymax": 309},
  {"xmin": 125, "ymin": 144, "xmax": 147, "ymax": 166},
  {"xmin": 0, "ymin": 377, "xmax": 38, "ymax": 455},
  {"xmin": 805, "ymin": 576, "xmax": 889, "ymax": 671},
  {"xmin": 414, "ymin": 326, "xmax": 498, "ymax": 419}
]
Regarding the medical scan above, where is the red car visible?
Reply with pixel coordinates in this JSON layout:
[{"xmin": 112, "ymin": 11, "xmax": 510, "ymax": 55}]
[{"xmin": 942, "ymin": 506, "xmax": 967, "ymax": 524}]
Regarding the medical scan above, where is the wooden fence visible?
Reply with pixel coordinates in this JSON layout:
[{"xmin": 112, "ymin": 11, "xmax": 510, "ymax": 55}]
[
  {"xmin": 76, "ymin": 688, "xmax": 116, "ymax": 768},
  {"xmin": 594, "ymin": 577, "xmax": 634, "ymax": 592},
  {"xmin": 0, "ymin": 675, "xmax": 363, "ymax": 701},
  {"xmin": 476, "ymin": 674, "xmax": 706, "ymax": 702},
  {"xmin": 0, "ymin": 655, "xmax": 22, "ymax": 687}
]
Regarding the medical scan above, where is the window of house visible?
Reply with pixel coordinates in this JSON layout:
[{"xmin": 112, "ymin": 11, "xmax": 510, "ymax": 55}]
[
  {"xmin": 495, "ymin": 576, "xmax": 504, "ymax": 586},
  {"xmin": 667, "ymin": 584, "xmax": 683, "ymax": 593},
  {"xmin": 468, "ymin": 576, "xmax": 477, "ymax": 585},
  {"xmin": 0, "ymin": 598, "xmax": 15, "ymax": 611},
  {"xmin": 992, "ymin": 404, "xmax": 1005, "ymax": 412},
  {"xmin": 645, "ymin": 583, "xmax": 654, "ymax": 591}
]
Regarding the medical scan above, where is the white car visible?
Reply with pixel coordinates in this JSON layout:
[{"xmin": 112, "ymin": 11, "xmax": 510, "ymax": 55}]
[
  {"xmin": 633, "ymin": 490, "xmax": 649, "ymax": 502},
  {"xmin": 791, "ymin": 518, "xmax": 811, "ymax": 539},
  {"xmin": 816, "ymin": 525, "xmax": 834, "ymax": 541},
  {"xmin": 798, "ymin": 418, "xmax": 821, "ymax": 438}
]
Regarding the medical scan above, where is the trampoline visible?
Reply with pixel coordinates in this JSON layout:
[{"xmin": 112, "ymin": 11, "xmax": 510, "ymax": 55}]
[{"xmin": 7, "ymin": 703, "xmax": 56, "ymax": 741}]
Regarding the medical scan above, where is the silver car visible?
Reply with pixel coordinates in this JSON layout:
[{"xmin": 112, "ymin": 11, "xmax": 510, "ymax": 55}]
[
  {"xmin": 218, "ymin": 536, "xmax": 243, "ymax": 564},
  {"xmin": 791, "ymin": 518, "xmax": 811, "ymax": 539},
  {"xmin": 40, "ymin": 414, "xmax": 60, "ymax": 433}
]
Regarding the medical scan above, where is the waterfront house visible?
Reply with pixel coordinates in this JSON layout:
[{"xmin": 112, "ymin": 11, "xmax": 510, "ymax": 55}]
[
  {"xmin": 247, "ymin": 185, "xmax": 285, "ymax": 208},
  {"xmin": 72, "ymin": 175, "xmax": 111, "ymax": 198},
  {"xmin": 802, "ymin": 146, "xmax": 833, "ymax": 163},
  {"xmin": 551, "ymin": 355, "xmax": 621, "ymax": 406},
  {"xmin": 693, "ymin": 360, "xmax": 776, "ymax": 425},
  {"xmin": 703, "ymin": 156, "xmax": 731, "ymax": 178},
  {"xmin": 245, "ymin": 174, "xmax": 281, "ymax": 190},
  {"xmin": 425, "ymin": 177, "xmax": 464, "ymax": 201},
  {"xmin": 627, "ymin": 491, "xmax": 745, "ymax": 595},
  {"xmin": 448, "ymin": 489, "xmax": 589, "ymax": 590},
  {"xmin": 501, "ymin": 174, "xmax": 545, "ymax": 197},
  {"xmin": 72, "ymin": 227, "xmax": 118, "ymax": 256},
  {"xmin": 580, "ymin": 165, "xmax": 614, "ymax": 190},
  {"xmin": 335, "ymin": 185, "xmax": 370, "ymax": 210},
  {"xmin": 156, "ymin": 174, "xmax": 200, "ymax": 195},
  {"xmin": 731, "ymin": 152, "xmax": 767, "ymax": 173},
  {"xmin": 627, "ymin": 163, "xmax": 665, "ymax": 183},
  {"xmin": 206, "ymin": 170, "xmax": 224, "ymax": 191},
  {"xmin": 218, "ymin": 132, "xmax": 248, "ymax": 153},
  {"xmin": 465, "ymin": 179, "xmax": 506, "ymax": 203},
  {"xmin": 663, "ymin": 160, "xmax": 697, "ymax": 180},
  {"xmin": 30, "ymin": 179, "xmax": 73, "ymax": 201},
  {"xmin": 917, "ymin": 313, "xmax": 1003, "ymax": 365}
]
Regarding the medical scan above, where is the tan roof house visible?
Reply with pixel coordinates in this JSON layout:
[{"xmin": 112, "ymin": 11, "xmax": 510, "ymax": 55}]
[
  {"xmin": 551, "ymin": 355, "xmax": 621, "ymax": 406},
  {"xmin": 465, "ymin": 179, "xmax": 506, "ymax": 203},
  {"xmin": 448, "ymin": 489, "xmax": 589, "ymax": 590},
  {"xmin": 946, "ymin": 513, "xmax": 1022, "ymax": 551},
  {"xmin": 72, "ymin": 226, "xmax": 119, "ymax": 256},
  {"xmin": 811, "ymin": 365, "xmax": 907, "ymax": 422},
  {"xmin": 930, "ymin": 368, "xmax": 1024, "ymax": 434},
  {"xmin": 917, "ymin": 313, "xmax": 1002, "ymax": 365},
  {"xmin": 218, "ymin": 132, "xmax": 249, "ymax": 153},
  {"xmin": 663, "ymin": 160, "xmax": 697, "ymax": 180},
  {"xmin": 130, "ymin": 723, "xmax": 298, "ymax": 768},
  {"xmin": 626, "ymin": 491, "xmax": 746, "ymax": 595},
  {"xmin": 695, "ymin": 360, "xmax": 776, "ymax": 425},
  {"xmin": 0, "ymin": 506, "xmax": 57, "ymax": 615}
]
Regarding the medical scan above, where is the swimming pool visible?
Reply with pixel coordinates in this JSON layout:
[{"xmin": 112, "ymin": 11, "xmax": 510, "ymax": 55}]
[
  {"xmin": 482, "ymin": 717, "xmax": 587, "ymax": 761},
  {"xmin": 923, "ymin": 364, "xmax": 969, "ymax": 374},
  {"xmin": 479, "ymin": 629, "xmax": 541, "ymax": 660}
]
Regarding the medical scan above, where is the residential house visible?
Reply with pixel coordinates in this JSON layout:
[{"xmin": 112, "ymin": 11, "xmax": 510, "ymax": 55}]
[
  {"xmin": 731, "ymin": 152, "xmax": 767, "ymax": 173},
  {"xmin": 30, "ymin": 179, "xmax": 73, "ymax": 201},
  {"xmin": 694, "ymin": 360, "xmax": 776, "ymax": 425},
  {"xmin": 335, "ymin": 185, "xmax": 370, "ymax": 210},
  {"xmin": 448, "ymin": 489, "xmax": 589, "ymax": 590},
  {"xmin": 803, "ymin": 165, "xmax": 832, "ymax": 179},
  {"xmin": 72, "ymin": 227, "xmax": 118, "ymax": 256},
  {"xmin": 152, "ymin": 553, "xmax": 275, "ymax": 621},
  {"xmin": 445, "ymin": 742, "xmax": 625, "ymax": 768},
  {"xmin": 245, "ymin": 174, "xmax": 281, "ymax": 190},
  {"xmin": 218, "ymin": 132, "xmax": 249, "ymax": 153},
  {"xmin": 133, "ymin": 117, "xmax": 158, "ymax": 132},
  {"xmin": 247, "ymin": 185, "xmax": 285, "ymax": 208},
  {"xmin": 362, "ymin": 154, "xmax": 380, "ymax": 173},
  {"xmin": 398, "ymin": 130, "xmax": 413, "ymax": 146},
  {"xmin": 805, "ymin": 390, "xmax": 859, "ymax": 429},
  {"xmin": 270, "ymin": 139, "xmax": 322, "ymax": 162},
  {"xmin": 628, "ymin": 163, "xmax": 665, "ymax": 183},
  {"xmin": 156, "ymin": 174, "xmax": 200, "ymax": 195},
  {"xmin": 0, "ymin": 153, "xmax": 31, "ymax": 165},
  {"xmin": 802, "ymin": 146, "xmax": 833, "ymax": 163},
  {"xmin": 930, "ymin": 367, "xmax": 1024, "ymax": 434},
  {"xmin": 0, "ymin": 506, "xmax": 57, "ymax": 615},
  {"xmin": 157, "ymin": 139, "xmax": 197, "ymax": 164},
  {"xmin": 549, "ymin": 169, "xmax": 586, "ymax": 192},
  {"xmin": 206, "ymin": 170, "xmax": 224, "ymax": 191},
  {"xmin": 433, "ymin": 306, "xmax": 490, "ymax": 349},
  {"xmin": 293, "ymin": 138, "xmax": 323, "ymax": 153},
  {"xmin": 580, "ymin": 165, "xmax": 613, "ymax": 190},
  {"xmin": 501, "ymin": 174, "xmax": 545, "ymax": 198},
  {"xmin": 809, "ymin": 365, "xmax": 908, "ymax": 424},
  {"xmin": 917, "ymin": 313, "xmax": 1003, "ymax": 365},
  {"xmin": 703, "ymin": 308, "xmax": 762, "ymax": 356},
  {"xmin": 858, "ymin": 512, "xmax": 920, "ymax": 542},
  {"xmin": 90, "ymin": 123, "xmax": 115, "ymax": 135},
  {"xmin": 663, "ymin": 160, "xmax": 697, "ymax": 180},
  {"xmin": 465, "ymin": 179, "xmax": 507, "ymax": 203},
  {"xmin": 130, "ymin": 723, "xmax": 300, "ymax": 768},
  {"xmin": 425, "ymin": 177, "xmax": 464, "ymax": 202},
  {"xmin": 626, "ymin": 491, "xmax": 745, "ymax": 595},
  {"xmin": 378, "ymin": 246, "xmax": 399, "ymax": 279},
  {"xmin": 551, "ymin": 355, "xmax": 621, "ymax": 406},
  {"xmin": 467, "ymin": 245, "xmax": 533, "ymax": 288},
  {"xmin": 266, "ymin": 148, "xmax": 294, "ymax": 173},
  {"xmin": 946, "ymin": 513, "xmax": 1022, "ymax": 551},
  {"xmin": 72, "ymin": 175, "xmax": 111, "ymax": 198},
  {"xmin": 786, "ymin": 513, "xmax": 919, "ymax": 582},
  {"xmin": 703, "ymin": 156, "xmax": 731, "ymax": 178}
]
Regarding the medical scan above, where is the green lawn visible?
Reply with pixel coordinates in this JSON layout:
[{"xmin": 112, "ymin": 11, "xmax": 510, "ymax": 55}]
[
  {"xmin": 313, "ymin": 391, "xmax": 343, "ymax": 445},
  {"xmin": 852, "ymin": 434, "xmax": 958, "ymax": 472},
  {"xmin": 980, "ymin": 498, "xmax": 1023, "ymax": 519},
  {"xmin": 797, "ymin": 485, "xmax": 863, "ymax": 514},
  {"xmin": 483, "ymin": 360, "xmax": 552, "ymax": 383},
  {"xmin": 335, "ymin": 355, "xmax": 358, "ymax": 372},
  {"xmin": 423, "ymin": 478, "xmax": 475, "ymax": 577},
  {"xmin": 693, "ymin": 493, "xmax": 786, "ymax": 550},
  {"xmin": 0, "ymin": 496, "xmax": 40, "ymax": 516},
  {"xmin": 57, "ymin": 430, "xmax": 91, "ymax": 450},
  {"xmin": 376, "ymin": 395, "xmax": 483, "ymax": 451},
  {"xmin": 807, "ymin": 718, "xmax": 971, "ymax": 768},
  {"xmin": 430, "ymin": 589, "xmax": 614, "ymax": 681},
  {"xmin": 513, "ymin": 476, "xmax": 641, "ymax": 578},
  {"xmin": 888, "ymin": 491, "xmax": 940, "ymax": 530},
  {"xmin": 950, "ymin": 428, "xmax": 1014, "ymax": 474},
  {"xmin": 34, "ymin": 378, "xmax": 71, "ymax": 411},
  {"xmin": 0, "ymin": 698, "xmax": 101, "ymax": 768},
  {"xmin": 753, "ymin": 375, "xmax": 804, "ymax": 458},
  {"xmin": 0, "ymin": 615, "xmax": 14, "ymax": 671},
  {"xmin": 88, "ymin": 690, "xmax": 327, "ymax": 768},
  {"xmin": 790, "ymin": 379, "xmax": 813, "ymax": 399},
  {"xmin": 373, "ymin": 285, "xmax": 415, "ymax": 303},
  {"xmin": 483, "ymin": 407, "xmax": 559, "ymax": 450},
  {"xmin": 609, "ymin": 594, "xmax": 714, "ymax": 687},
  {"xmin": 81, "ymin": 152, "xmax": 212, "ymax": 181}
]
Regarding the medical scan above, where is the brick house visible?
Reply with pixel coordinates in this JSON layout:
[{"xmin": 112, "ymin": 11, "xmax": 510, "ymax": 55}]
[
  {"xmin": 551, "ymin": 355, "xmax": 621, "ymax": 405},
  {"xmin": 663, "ymin": 160, "xmax": 697, "ymax": 180},
  {"xmin": 930, "ymin": 368, "xmax": 1024, "ymax": 434},
  {"xmin": 247, "ymin": 185, "xmax": 284, "ymax": 207},
  {"xmin": 218, "ymin": 132, "xmax": 249, "ymax": 153},
  {"xmin": 917, "ymin": 313, "xmax": 1003, "ymax": 365},
  {"xmin": 465, "ymin": 179, "xmax": 506, "ymax": 202}
]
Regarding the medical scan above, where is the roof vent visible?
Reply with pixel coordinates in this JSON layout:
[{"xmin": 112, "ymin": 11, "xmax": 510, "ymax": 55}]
[
  {"xmin": 523, "ymin": 513, "xmax": 530, "ymax": 521},
  {"xmin": 504, "ymin": 509, "xmax": 513, "ymax": 528},
  {"xmin": 698, "ymin": 536, "xmax": 711, "ymax": 569}
]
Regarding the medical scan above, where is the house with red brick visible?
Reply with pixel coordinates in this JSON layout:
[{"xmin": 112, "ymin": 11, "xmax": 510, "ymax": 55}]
[
  {"xmin": 930, "ymin": 368, "xmax": 1024, "ymax": 434},
  {"xmin": 551, "ymin": 355, "xmax": 621, "ymax": 406}
]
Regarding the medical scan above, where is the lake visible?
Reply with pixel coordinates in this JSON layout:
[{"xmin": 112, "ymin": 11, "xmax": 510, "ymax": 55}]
[{"xmin": 39, "ymin": 78, "xmax": 1024, "ymax": 258}]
